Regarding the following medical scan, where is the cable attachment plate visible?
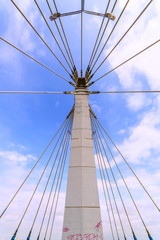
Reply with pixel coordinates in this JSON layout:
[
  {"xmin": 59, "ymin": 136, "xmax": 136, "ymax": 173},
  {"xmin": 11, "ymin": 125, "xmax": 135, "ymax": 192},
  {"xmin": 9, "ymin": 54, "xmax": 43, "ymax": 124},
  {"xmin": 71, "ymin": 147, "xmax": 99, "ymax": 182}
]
[
  {"xmin": 49, "ymin": 13, "xmax": 61, "ymax": 21},
  {"xmin": 10, "ymin": 236, "xmax": 16, "ymax": 240},
  {"xmin": 85, "ymin": 69, "xmax": 90, "ymax": 82},
  {"xmin": 105, "ymin": 13, "xmax": 116, "ymax": 21},
  {"xmin": 73, "ymin": 68, "xmax": 79, "ymax": 82}
]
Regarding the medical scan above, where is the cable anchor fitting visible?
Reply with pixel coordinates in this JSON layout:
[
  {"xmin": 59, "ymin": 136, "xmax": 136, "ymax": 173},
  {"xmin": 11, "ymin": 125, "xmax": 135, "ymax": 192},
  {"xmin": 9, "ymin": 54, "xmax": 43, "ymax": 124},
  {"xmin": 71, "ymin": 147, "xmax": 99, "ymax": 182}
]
[
  {"xmin": 69, "ymin": 81, "xmax": 76, "ymax": 87},
  {"xmin": 87, "ymin": 80, "xmax": 95, "ymax": 87},
  {"xmin": 49, "ymin": 13, "xmax": 61, "ymax": 21},
  {"xmin": 85, "ymin": 69, "xmax": 90, "ymax": 81},
  {"xmin": 10, "ymin": 229, "xmax": 18, "ymax": 240},
  {"xmin": 26, "ymin": 229, "xmax": 32, "ymax": 240},
  {"xmin": 146, "ymin": 230, "xmax": 154, "ymax": 240},
  {"xmin": 10, "ymin": 236, "xmax": 16, "ymax": 240},
  {"xmin": 73, "ymin": 68, "xmax": 79, "ymax": 82},
  {"xmin": 105, "ymin": 13, "xmax": 116, "ymax": 21},
  {"xmin": 132, "ymin": 231, "xmax": 138, "ymax": 240},
  {"xmin": 89, "ymin": 107, "xmax": 97, "ymax": 119}
]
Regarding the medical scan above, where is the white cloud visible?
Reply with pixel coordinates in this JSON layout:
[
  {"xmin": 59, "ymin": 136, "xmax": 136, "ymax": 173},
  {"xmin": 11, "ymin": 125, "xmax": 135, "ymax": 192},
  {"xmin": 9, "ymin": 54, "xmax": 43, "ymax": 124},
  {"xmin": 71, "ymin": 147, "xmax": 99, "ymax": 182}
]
[
  {"xmin": 0, "ymin": 0, "xmax": 48, "ymax": 80},
  {"xmin": 126, "ymin": 93, "xmax": 151, "ymax": 111},
  {"xmin": 98, "ymin": 0, "xmax": 160, "ymax": 110},
  {"xmin": 0, "ymin": 0, "xmax": 37, "ymax": 51},
  {"xmin": 0, "ymin": 144, "xmax": 66, "ymax": 240},
  {"xmin": 118, "ymin": 95, "xmax": 160, "ymax": 164},
  {"xmin": 97, "ymin": 166, "xmax": 160, "ymax": 239},
  {"xmin": 0, "ymin": 0, "xmax": 36, "ymax": 83},
  {"xmin": 90, "ymin": 100, "xmax": 102, "ymax": 114},
  {"xmin": 118, "ymin": 129, "xmax": 126, "ymax": 135},
  {"xmin": 0, "ymin": 150, "xmax": 36, "ymax": 166}
]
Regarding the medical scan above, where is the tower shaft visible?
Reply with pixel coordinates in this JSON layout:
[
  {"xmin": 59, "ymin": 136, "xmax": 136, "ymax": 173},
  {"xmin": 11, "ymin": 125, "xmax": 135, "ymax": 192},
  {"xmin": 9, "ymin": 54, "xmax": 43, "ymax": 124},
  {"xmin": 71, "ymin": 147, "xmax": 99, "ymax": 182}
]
[{"xmin": 62, "ymin": 88, "xmax": 103, "ymax": 240}]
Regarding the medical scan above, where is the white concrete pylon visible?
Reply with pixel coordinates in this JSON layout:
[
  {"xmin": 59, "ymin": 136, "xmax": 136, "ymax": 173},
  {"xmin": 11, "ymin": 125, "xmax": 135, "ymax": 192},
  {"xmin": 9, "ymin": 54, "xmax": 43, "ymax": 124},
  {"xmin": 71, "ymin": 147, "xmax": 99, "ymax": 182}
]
[{"xmin": 62, "ymin": 87, "xmax": 103, "ymax": 240}]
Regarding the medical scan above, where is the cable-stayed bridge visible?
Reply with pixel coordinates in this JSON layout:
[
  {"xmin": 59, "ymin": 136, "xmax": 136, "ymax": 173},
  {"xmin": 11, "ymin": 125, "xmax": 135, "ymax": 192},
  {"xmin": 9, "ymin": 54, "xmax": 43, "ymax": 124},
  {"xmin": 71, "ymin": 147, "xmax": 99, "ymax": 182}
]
[{"xmin": 0, "ymin": 0, "xmax": 160, "ymax": 239}]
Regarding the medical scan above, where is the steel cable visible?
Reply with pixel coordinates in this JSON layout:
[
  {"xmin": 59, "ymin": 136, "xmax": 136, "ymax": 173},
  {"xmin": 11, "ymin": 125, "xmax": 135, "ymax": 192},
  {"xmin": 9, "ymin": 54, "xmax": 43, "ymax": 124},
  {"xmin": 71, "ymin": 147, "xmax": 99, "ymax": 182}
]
[
  {"xmin": 45, "ymin": 0, "xmax": 74, "ymax": 70},
  {"xmin": 92, "ymin": 134, "xmax": 115, "ymax": 240},
  {"xmin": 93, "ymin": 128, "xmax": 128, "ymax": 239},
  {"xmin": 52, "ymin": 0, "xmax": 76, "ymax": 68},
  {"xmin": 95, "ymin": 115, "xmax": 160, "ymax": 212},
  {"xmin": 87, "ymin": 0, "xmax": 112, "ymax": 68},
  {"xmin": 44, "ymin": 119, "xmax": 72, "ymax": 239},
  {"xmin": 0, "ymin": 117, "xmax": 68, "ymax": 219},
  {"xmin": 26, "ymin": 114, "xmax": 73, "ymax": 239},
  {"xmin": 93, "ymin": 134, "xmax": 119, "ymax": 240},
  {"xmin": 95, "ymin": 90, "xmax": 160, "ymax": 94},
  {"xmin": 92, "ymin": 113, "xmax": 158, "ymax": 238},
  {"xmin": 91, "ymin": 0, "xmax": 154, "ymax": 77},
  {"xmin": 90, "ymin": 39, "xmax": 160, "ymax": 86},
  {"xmin": 81, "ymin": 0, "xmax": 84, "ymax": 77},
  {"xmin": 0, "ymin": 37, "xmax": 74, "ymax": 86},
  {"xmin": 44, "ymin": 117, "xmax": 72, "ymax": 240},
  {"xmin": 92, "ymin": 115, "xmax": 136, "ymax": 238},
  {"xmin": 88, "ymin": 0, "xmax": 118, "ymax": 69},
  {"xmin": 11, "ymin": 115, "xmax": 71, "ymax": 238},
  {"xmin": 10, "ymin": 0, "xmax": 72, "ymax": 77},
  {"xmin": 36, "ymin": 114, "xmax": 73, "ymax": 239},
  {"xmin": 49, "ymin": 131, "xmax": 71, "ymax": 240},
  {"xmin": 34, "ymin": 0, "xmax": 73, "ymax": 72},
  {"xmin": 90, "ymin": 0, "xmax": 130, "ymax": 73},
  {"xmin": 92, "ymin": 118, "xmax": 127, "ymax": 239}
]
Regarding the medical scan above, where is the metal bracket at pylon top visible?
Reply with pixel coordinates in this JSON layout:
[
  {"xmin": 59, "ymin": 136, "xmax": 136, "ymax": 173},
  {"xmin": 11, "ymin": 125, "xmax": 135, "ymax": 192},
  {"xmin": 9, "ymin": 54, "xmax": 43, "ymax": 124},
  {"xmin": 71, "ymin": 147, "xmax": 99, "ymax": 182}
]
[{"xmin": 49, "ymin": 10, "xmax": 116, "ymax": 21}]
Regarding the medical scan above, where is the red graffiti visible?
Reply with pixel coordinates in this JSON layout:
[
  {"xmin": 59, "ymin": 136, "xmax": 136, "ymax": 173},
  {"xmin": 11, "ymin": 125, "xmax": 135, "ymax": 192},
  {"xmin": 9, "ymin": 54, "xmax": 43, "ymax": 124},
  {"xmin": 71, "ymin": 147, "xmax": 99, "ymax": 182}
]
[
  {"xmin": 95, "ymin": 221, "xmax": 102, "ymax": 232},
  {"xmin": 67, "ymin": 233, "xmax": 103, "ymax": 240},
  {"xmin": 63, "ymin": 227, "xmax": 70, "ymax": 232}
]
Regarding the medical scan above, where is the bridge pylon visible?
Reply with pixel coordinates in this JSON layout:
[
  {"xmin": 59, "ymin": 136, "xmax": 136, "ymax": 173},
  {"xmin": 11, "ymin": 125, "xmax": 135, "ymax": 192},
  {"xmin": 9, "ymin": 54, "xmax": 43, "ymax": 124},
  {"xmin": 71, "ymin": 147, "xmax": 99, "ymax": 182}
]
[{"xmin": 62, "ymin": 81, "xmax": 103, "ymax": 240}]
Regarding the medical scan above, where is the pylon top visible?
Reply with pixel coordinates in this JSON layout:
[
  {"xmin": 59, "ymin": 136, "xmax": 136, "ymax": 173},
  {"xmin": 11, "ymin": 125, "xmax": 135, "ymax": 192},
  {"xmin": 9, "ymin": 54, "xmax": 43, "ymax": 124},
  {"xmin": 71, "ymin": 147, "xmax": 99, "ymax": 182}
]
[{"xmin": 76, "ymin": 78, "xmax": 87, "ymax": 88}]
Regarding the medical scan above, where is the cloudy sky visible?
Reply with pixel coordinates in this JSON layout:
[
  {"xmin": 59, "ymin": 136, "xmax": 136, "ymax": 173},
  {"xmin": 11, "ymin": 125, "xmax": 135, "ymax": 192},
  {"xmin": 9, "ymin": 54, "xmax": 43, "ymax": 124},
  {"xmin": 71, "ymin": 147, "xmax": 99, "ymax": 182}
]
[{"xmin": 0, "ymin": 0, "xmax": 160, "ymax": 239}]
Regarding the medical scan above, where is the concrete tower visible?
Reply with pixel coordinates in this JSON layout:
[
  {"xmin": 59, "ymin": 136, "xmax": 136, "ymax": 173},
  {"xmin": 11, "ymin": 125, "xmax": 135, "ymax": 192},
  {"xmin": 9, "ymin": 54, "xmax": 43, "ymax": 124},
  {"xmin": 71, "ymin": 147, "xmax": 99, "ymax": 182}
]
[{"xmin": 62, "ymin": 84, "xmax": 103, "ymax": 240}]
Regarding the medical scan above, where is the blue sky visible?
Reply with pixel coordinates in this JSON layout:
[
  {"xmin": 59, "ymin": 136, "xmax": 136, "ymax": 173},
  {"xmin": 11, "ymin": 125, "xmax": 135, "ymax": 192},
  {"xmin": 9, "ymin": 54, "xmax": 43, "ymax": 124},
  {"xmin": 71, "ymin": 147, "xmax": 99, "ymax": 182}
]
[{"xmin": 0, "ymin": 0, "xmax": 160, "ymax": 239}]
